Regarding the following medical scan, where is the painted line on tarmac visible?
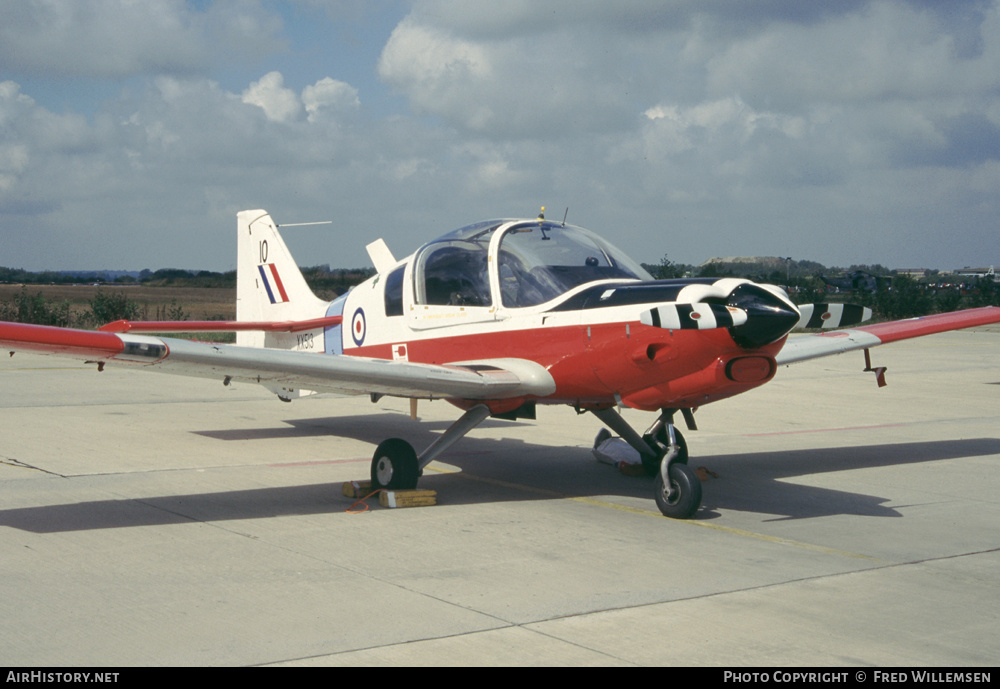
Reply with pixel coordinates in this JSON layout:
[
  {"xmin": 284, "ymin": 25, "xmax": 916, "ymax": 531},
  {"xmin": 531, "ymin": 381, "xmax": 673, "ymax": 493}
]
[
  {"xmin": 0, "ymin": 366, "xmax": 88, "ymax": 371},
  {"xmin": 270, "ymin": 457, "xmax": 368, "ymax": 467},
  {"xmin": 682, "ymin": 519, "xmax": 882, "ymax": 561},
  {"xmin": 745, "ymin": 423, "xmax": 906, "ymax": 437}
]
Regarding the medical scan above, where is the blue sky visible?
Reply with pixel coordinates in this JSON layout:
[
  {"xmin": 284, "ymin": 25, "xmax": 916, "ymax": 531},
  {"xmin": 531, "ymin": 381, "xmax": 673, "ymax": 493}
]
[{"xmin": 2, "ymin": 0, "xmax": 999, "ymax": 272}]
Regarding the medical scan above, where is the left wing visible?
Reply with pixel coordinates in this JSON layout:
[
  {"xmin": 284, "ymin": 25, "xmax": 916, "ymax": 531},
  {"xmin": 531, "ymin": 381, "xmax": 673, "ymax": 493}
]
[
  {"xmin": 0, "ymin": 321, "xmax": 555, "ymax": 400},
  {"xmin": 776, "ymin": 306, "xmax": 1000, "ymax": 365}
]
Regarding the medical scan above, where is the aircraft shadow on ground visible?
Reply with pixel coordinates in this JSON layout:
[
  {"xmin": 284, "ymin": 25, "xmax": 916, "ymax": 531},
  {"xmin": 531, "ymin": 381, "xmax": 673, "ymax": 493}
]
[
  {"xmin": 696, "ymin": 437, "xmax": 1000, "ymax": 521},
  {"xmin": 191, "ymin": 413, "xmax": 531, "ymax": 444},
  {"xmin": 2, "ymin": 415, "xmax": 998, "ymax": 532}
]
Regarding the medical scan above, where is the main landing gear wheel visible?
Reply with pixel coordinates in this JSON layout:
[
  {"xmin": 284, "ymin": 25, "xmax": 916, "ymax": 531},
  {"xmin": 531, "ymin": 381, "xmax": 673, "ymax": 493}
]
[
  {"xmin": 641, "ymin": 426, "xmax": 688, "ymax": 476},
  {"xmin": 654, "ymin": 462, "xmax": 702, "ymax": 519},
  {"xmin": 371, "ymin": 438, "xmax": 420, "ymax": 490}
]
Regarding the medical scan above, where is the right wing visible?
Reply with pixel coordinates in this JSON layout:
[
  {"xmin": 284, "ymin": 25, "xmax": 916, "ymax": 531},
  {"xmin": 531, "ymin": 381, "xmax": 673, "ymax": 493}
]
[
  {"xmin": 776, "ymin": 306, "xmax": 1000, "ymax": 365},
  {"xmin": 0, "ymin": 322, "xmax": 555, "ymax": 400}
]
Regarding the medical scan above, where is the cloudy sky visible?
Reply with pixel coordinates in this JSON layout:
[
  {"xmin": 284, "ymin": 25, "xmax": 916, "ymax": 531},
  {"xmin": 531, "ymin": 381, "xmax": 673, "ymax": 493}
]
[{"xmin": 2, "ymin": 0, "xmax": 998, "ymax": 272}]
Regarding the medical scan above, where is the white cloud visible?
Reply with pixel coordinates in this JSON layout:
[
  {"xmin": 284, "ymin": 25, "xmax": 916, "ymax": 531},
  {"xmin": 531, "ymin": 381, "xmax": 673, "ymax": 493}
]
[
  {"xmin": 242, "ymin": 72, "xmax": 303, "ymax": 123},
  {"xmin": 0, "ymin": 0, "xmax": 283, "ymax": 79},
  {"xmin": 0, "ymin": 70, "xmax": 377, "ymax": 269},
  {"xmin": 0, "ymin": 142, "xmax": 29, "ymax": 192},
  {"xmin": 377, "ymin": 19, "xmax": 493, "ymax": 126},
  {"xmin": 0, "ymin": 80, "xmax": 35, "ymax": 125},
  {"xmin": 377, "ymin": 15, "xmax": 642, "ymax": 137},
  {"xmin": 629, "ymin": 96, "xmax": 811, "ymax": 187},
  {"xmin": 302, "ymin": 78, "xmax": 360, "ymax": 123},
  {"xmin": 408, "ymin": 0, "xmax": 713, "ymax": 38},
  {"xmin": 707, "ymin": 4, "xmax": 963, "ymax": 106},
  {"xmin": 239, "ymin": 73, "xmax": 361, "ymax": 125},
  {"xmin": 647, "ymin": 97, "xmax": 807, "ymax": 141}
]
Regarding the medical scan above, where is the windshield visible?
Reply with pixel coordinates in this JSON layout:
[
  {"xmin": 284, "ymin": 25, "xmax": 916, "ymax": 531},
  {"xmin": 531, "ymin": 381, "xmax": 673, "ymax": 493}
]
[
  {"xmin": 497, "ymin": 221, "xmax": 652, "ymax": 307},
  {"xmin": 411, "ymin": 219, "xmax": 652, "ymax": 310}
]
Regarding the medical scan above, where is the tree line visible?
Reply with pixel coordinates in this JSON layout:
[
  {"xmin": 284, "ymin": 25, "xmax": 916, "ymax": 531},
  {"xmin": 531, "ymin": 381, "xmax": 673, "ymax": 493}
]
[
  {"xmin": 644, "ymin": 255, "xmax": 1000, "ymax": 321},
  {"xmin": 0, "ymin": 264, "xmax": 375, "ymax": 328},
  {"xmin": 0, "ymin": 264, "xmax": 373, "ymax": 293},
  {"xmin": 2, "ymin": 259, "xmax": 997, "ymax": 328}
]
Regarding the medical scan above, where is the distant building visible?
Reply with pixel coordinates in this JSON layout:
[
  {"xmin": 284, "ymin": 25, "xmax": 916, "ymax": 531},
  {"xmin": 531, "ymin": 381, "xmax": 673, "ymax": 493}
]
[
  {"xmin": 954, "ymin": 267, "xmax": 997, "ymax": 282},
  {"xmin": 700, "ymin": 256, "xmax": 788, "ymax": 270}
]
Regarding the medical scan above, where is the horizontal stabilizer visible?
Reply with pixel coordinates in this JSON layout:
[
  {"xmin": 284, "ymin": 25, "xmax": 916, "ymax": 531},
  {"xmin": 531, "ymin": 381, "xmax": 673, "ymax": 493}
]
[
  {"xmin": 640, "ymin": 303, "xmax": 747, "ymax": 330},
  {"xmin": 795, "ymin": 303, "xmax": 872, "ymax": 329},
  {"xmin": 99, "ymin": 316, "xmax": 343, "ymax": 334}
]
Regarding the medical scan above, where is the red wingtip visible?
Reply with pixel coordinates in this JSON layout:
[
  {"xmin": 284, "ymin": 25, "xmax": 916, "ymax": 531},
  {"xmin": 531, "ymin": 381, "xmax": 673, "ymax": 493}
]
[{"xmin": 1, "ymin": 321, "xmax": 125, "ymax": 357}]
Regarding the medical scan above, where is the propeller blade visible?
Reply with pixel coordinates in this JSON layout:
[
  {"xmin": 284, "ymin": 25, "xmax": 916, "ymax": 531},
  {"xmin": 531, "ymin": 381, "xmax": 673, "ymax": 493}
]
[
  {"xmin": 640, "ymin": 303, "xmax": 747, "ymax": 331},
  {"xmin": 795, "ymin": 303, "xmax": 872, "ymax": 329}
]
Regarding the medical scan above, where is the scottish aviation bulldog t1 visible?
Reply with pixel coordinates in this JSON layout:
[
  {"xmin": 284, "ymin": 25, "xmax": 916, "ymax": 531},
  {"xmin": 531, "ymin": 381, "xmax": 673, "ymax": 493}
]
[{"xmin": 4, "ymin": 209, "xmax": 999, "ymax": 518}]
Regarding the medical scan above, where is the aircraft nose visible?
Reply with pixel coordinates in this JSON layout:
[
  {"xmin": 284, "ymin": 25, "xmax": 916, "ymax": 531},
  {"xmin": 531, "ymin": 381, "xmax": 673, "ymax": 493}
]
[{"xmin": 726, "ymin": 283, "xmax": 801, "ymax": 348}]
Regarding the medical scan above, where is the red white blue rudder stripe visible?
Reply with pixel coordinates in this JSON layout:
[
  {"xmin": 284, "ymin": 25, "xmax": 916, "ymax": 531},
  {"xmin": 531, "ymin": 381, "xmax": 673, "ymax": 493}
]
[{"xmin": 257, "ymin": 263, "xmax": 290, "ymax": 304}]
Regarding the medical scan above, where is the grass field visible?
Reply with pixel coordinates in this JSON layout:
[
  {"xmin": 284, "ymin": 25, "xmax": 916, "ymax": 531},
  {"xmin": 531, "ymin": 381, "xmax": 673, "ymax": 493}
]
[{"xmin": 0, "ymin": 284, "xmax": 236, "ymax": 322}]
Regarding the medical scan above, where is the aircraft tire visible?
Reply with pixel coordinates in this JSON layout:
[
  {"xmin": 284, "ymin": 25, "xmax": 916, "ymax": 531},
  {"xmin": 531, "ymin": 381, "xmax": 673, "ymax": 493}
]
[
  {"xmin": 653, "ymin": 462, "xmax": 702, "ymax": 519},
  {"xmin": 641, "ymin": 427, "xmax": 688, "ymax": 476},
  {"xmin": 371, "ymin": 438, "xmax": 420, "ymax": 490}
]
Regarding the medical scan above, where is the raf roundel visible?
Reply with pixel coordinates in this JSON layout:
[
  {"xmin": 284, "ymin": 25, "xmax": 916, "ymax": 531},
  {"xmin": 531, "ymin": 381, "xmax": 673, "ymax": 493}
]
[{"xmin": 351, "ymin": 308, "xmax": 366, "ymax": 346}]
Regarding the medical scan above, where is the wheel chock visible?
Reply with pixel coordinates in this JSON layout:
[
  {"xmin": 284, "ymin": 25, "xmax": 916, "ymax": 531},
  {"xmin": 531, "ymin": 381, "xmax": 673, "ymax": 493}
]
[
  {"xmin": 343, "ymin": 481, "xmax": 438, "ymax": 508},
  {"xmin": 342, "ymin": 480, "xmax": 373, "ymax": 498},
  {"xmin": 379, "ymin": 489, "xmax": 437, "ymax": 508}
]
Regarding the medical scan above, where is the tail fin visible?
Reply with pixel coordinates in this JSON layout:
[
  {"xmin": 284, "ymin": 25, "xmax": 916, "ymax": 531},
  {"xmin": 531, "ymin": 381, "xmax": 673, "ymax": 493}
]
[{"xmin": 236, "ymin": 209, "xmax": 328, "ymax": 348}]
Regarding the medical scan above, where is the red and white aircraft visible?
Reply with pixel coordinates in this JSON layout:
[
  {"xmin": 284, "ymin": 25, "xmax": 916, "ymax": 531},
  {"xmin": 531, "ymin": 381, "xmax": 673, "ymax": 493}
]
[{"xmin": 3, "ymin": 210, "xmax": 999, "ymax": 518}]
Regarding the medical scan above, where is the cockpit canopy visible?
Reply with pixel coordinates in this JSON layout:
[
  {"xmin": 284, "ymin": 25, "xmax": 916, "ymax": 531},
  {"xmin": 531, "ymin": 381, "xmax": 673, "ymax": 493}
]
[{"xmin": 412, "ymin": 219, "xmax": 652, "ymax": 309}]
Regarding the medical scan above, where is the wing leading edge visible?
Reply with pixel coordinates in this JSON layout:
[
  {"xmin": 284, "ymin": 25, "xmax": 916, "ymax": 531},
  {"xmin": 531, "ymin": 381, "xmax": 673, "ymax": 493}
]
[
  {"xmin": 776, "ymin": 306, "xmax": 1000, "ymax": 365},
  {"xmin": 0, "ymin": 321, "xmax": 555, "ymax": 401}
]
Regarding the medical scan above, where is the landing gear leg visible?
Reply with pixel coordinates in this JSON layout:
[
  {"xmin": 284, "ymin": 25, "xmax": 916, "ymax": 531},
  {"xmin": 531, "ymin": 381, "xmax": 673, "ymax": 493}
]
[
  {"xmin": 590, "ymin": 407, "xmax": 701, "ymax": 519},
  {"xmin": 370, "ymin": 403, "xmax": 491, "ymax": 490},
  {"xmin": 416, "ymin": 404, "xmax": 491, "ymax": 470},
  {"xmin": 641, "ymin": 409, "xmax": 689, "ymax": 475},
  {"xmin": 590, "ymin": 407, "xmax": 660, "ymax": 463}
]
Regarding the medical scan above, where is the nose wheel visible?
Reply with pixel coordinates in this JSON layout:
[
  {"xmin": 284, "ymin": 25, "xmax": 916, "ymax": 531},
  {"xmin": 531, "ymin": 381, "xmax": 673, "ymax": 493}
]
[{"xmin": 654, "ymin": 462, "xmax": 702, "ymax": 519}]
